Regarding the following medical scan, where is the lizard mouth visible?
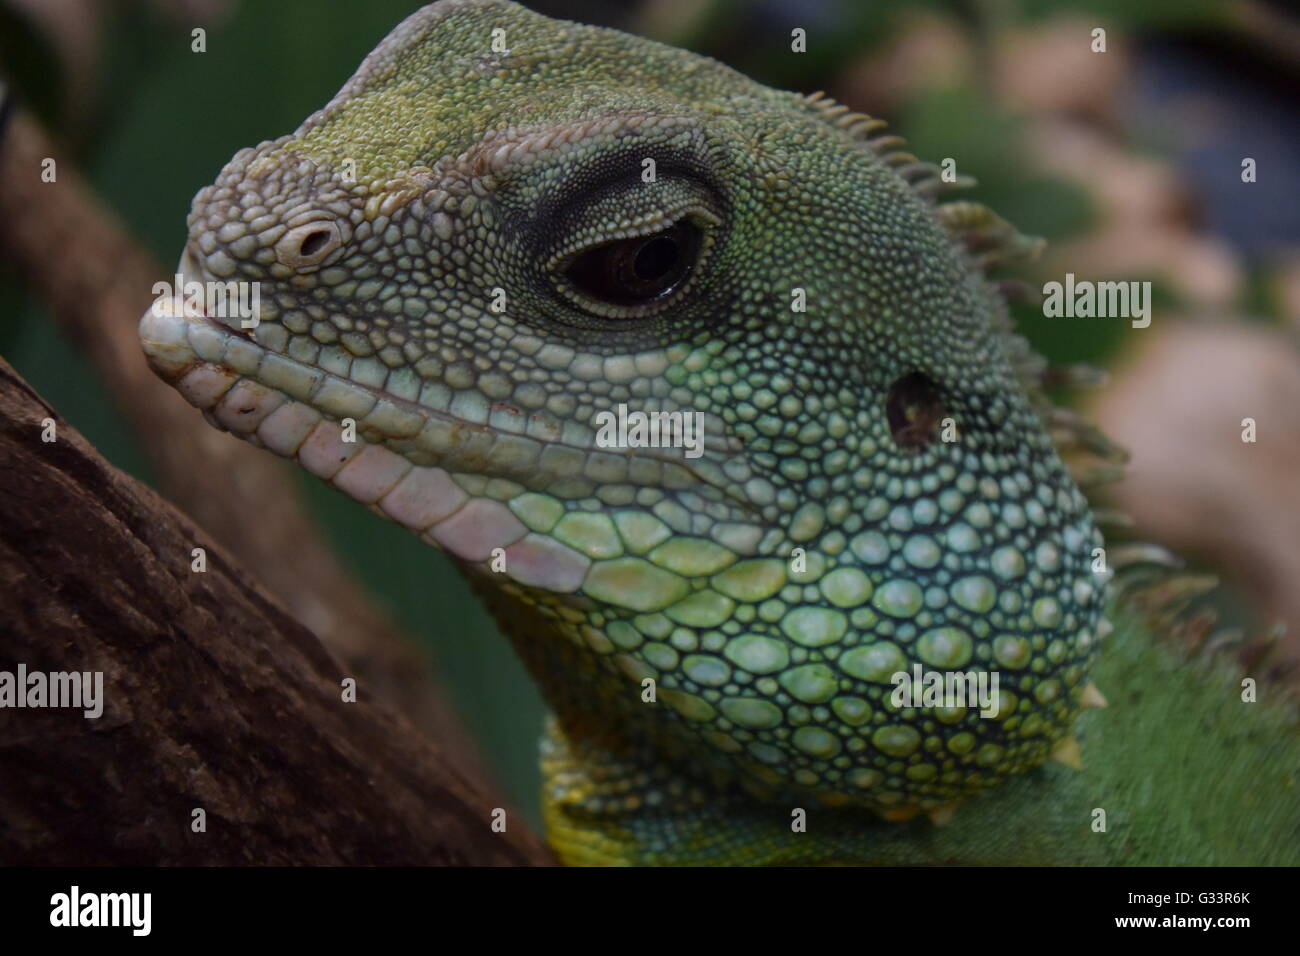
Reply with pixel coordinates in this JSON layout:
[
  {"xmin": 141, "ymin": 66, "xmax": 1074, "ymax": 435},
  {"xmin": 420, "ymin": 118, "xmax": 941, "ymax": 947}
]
[
  {"xmin": 138, "ymin": 251, "xmax": 763, "ymax": 575},
  {"xmin": 137, "ymin": 262, "xmax": 603, "ymax": 584},
  {"xmin": 140, "ymin": 251, "xmax": 728, "ymax": 479}
]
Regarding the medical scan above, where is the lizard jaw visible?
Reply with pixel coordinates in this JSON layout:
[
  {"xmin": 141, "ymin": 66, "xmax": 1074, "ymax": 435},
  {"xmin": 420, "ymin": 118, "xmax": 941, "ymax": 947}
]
[
  {"xmin": 138, "ymin": 284, "xmax": 598, "ymax": 592},
  {"xmin": 141, "ymin": 244, "xmax": 757, "ymax": 510},
  {"xmin": 139, "ymin": 235, "xmax": 772, "ymax": 583}
]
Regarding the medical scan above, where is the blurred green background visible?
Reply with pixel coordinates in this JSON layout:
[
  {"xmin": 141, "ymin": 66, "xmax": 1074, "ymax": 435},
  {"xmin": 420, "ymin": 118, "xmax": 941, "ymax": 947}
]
[{"xmin": 2, "ymin": 0, "xmax": 1297, "ymax": 826}]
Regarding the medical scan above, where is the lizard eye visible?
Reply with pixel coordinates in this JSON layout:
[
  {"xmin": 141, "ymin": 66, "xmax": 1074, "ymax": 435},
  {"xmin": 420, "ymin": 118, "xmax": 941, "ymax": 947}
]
[{"xmin": 563, "ymin": 220, "xmax": 701, "ymax": 309}]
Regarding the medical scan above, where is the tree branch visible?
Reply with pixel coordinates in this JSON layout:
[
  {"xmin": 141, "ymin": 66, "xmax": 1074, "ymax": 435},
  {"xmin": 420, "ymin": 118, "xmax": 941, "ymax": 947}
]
[{"xmin": 0, "ymin": 358, "xmax": 553, "ymax": 864}]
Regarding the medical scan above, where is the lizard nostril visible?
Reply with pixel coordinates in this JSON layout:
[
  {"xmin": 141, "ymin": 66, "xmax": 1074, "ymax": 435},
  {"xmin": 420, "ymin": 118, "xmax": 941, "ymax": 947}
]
[
  {"xmin": 885, "ymin": 371, "xmax": 946, "ymax": 451},
  {"xmin": 275, "ymin": 220, "xmax": 341, "ymax": 270}
]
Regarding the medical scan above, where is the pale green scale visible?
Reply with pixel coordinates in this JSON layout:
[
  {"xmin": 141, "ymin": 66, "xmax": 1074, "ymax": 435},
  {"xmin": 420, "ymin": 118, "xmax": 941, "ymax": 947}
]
[
  {"xmin": 583, "ymin": 557, "xmax": 689, "ymax": 612},
  {"xmin": 510, "ymin": 492, "xmax": 565, "ymax": 532},
  {"xmin": 902, "ymin": 534, "xmax": 942, "ymax": 569},
  {"xmin": 948, "ymin": 732, "xmax": 976, "ymax": 755},
  {"xmin": 633, "ymin": 612, "xmax": 674, "ymax": 640},
  {"xmin": 788, "ymin": 549, "xmax": 827, "ymax": 583},
  {"xmin": 819, "ymin": 567, "xmax": 873, "ymax": 608},
  {"xmin": 553, "ymin": 511, "xmax": 623, "ymax": 558},
  {"xmin": 840, "ymin": 642, "xmax": 908, "ymax": 683},
  {"xmin": 643, "ymin": 641, "xmax": 679, "ymax": 670},
  {"xmin": 832, "ymin": 696, "xmax": 872, "ymax": 726},
  {"xmin": 966, "ymin": 500, "xmax": 994, "ymax": 528},
  {"xmin": 670, "ymin": 628, "xmax": 698, "ymax": 652},
  {"xmin": 915, "ymin": 627, "xmax": 974, "ymax": 668},
  {"xmin": 991, "ymin": 545, "xmax": 1026, "ymax": 580},
  {"xmin": 711, "ymin": 521, "xmax": 764, "ymax": 555},
  {"xmin": 723, "ymin": 634, "xmax": 789, "ymax": 674},
  {"xmin": 665, "ymin": 589, "xmax": 735, "ymax": 628},
  {"xmin": 887, "ymin": 506, "xmax": 912, "ymax": 532},
  {"xmin": 711, "ymin": 558, "xmax": 786, "ymax": 602},
  {"xmin": 849, "ymin": 768, "xmax": 883, "ymax": 789},
  {"xmin": 850, "ymin": 532, "xmax": 890, "ymax": 566},
  {"xmin": 950, "ymin": 575, "xmax": 996, "ymax": 614},
  {"xmin": 780, "ymin": 606, "xmax": 848, "ymax": 647},
  {"xmin": 793, "ymin": 726, "xmax": 841, "ymax": 759},
  {"xmin": 946, "ymin": 523, "xmax": 980, "ymax": 553},
  {"xmin": 1035, "ymin": 541, "xmax": 1062, "ymax": 572},
  {"xmin": 720, "ymin": 696, "xmax": 783, "ymax": 729},
  {"xmin": 613, "ymin": 510, "xmax": 672, "ymax": 553},
  {"xmin": 648, "ymin": 537, "xmax": 736, "ymax": 575},
  {"xmin": 1032, "ymin": 596, "xmax": 1062, "ymax": 629},
  {"xmin": 873, "ymin": 725, "xmax": 921, "ymax": 758},
  {"xmin": 788, "ymin": 502, "xmax": 826, "ymax": 541},
  {"xmin": 872, "ymin": 579, "xmax": 923, "ymax": 618},
  {"xmin": 607, "ymin": 620, "xmax": 643, "ymax": 651},
  {"xmin": 683, "ymin": 654, "xmax": 731, "ymax": 687},
  {"xmin": 1034, "ymin": 679, "xmax": 1061, "ymax": 705},
  {"xmin": 701, "ymin": 631, "xmax": 727, "ymax": 653},
  {"xmin": 779, "ymin": 664, "xmax": 839, "ymax": 704},
  {"xmin": 993, "ymin": 635, "xmax": 1031, "ymax": 670},
  {"xmin": 912, "ymin": 498, "xmax": 938, "ymax": 524}
]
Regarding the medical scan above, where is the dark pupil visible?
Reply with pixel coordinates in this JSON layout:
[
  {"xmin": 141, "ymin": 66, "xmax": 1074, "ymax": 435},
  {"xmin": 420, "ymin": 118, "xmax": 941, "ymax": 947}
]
[
  {"xmin": 633, "ymin": 236, "xmax": 678, "ymax": 280},
  {"xmin": 566, "ymin": 221, "xmax": 697, "ymax": 305}
]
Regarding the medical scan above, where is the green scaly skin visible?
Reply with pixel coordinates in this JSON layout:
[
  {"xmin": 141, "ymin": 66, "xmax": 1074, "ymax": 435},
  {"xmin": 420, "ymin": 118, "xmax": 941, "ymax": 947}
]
[{"xmin": 139, "ymin": 0, "xmax": 1299, "ymax": 865}]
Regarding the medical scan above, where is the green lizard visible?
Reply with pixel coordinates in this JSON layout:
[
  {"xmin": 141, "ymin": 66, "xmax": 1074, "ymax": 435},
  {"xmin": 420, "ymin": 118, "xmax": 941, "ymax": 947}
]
[{"xmin": 139, "ymin": 0, "xmax": 1299, "ymax": 865}]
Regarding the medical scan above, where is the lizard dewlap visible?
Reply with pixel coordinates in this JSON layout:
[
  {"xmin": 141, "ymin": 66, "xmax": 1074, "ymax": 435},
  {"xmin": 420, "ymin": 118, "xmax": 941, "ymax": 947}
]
[{"xmin": 139, "ymin": 0, "xmax": 1108, "ymax": 865}]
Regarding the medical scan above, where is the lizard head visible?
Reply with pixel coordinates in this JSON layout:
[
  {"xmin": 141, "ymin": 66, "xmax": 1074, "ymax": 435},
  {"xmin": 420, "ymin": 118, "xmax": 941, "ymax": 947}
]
[{"xmin": 141, "ymin": 0, "xmax": 1106, "ymax": 813}]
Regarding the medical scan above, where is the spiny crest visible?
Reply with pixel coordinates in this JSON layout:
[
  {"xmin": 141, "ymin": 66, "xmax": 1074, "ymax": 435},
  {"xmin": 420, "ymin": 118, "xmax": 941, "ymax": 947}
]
[
  {"xmin": 800, "ymin": 91, "xmax": 1044, "ymax": 272},
  {"xmin": 800, "ymin": 90, "xmax": 961, "ymax": 198}
]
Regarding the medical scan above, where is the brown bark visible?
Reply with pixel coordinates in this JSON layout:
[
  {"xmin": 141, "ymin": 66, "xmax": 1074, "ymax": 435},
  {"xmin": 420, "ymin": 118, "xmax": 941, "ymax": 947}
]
[
  {"xmin": 0, "ymin": 359, "xmax": 554, "ymax": 864},
  {"xmin": 0, "ymin": 101, "xmax": 490, "ymax": 780}
]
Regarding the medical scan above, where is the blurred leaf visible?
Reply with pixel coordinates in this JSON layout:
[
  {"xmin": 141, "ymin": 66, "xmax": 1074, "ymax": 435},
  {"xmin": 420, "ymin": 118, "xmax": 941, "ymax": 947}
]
[
  {"xmin": 899, "ymin": 86, "xmax": 1094, "ymax": 241},
  {"xmin": 297, "ymin": 475, "xmax": 545, "ymax": 825},
  {"xmin": 3, "ymin": 299, "xmax": 155, "ymax": 484}
]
